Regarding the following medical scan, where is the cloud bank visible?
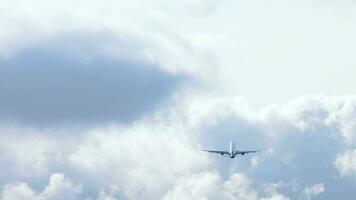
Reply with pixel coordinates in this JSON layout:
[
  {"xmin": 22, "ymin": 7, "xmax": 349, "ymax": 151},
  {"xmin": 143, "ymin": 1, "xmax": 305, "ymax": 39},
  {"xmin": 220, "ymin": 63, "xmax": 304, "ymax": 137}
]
[
  {"xmin": 1, "ymin": 92, "xmax": 356, "ymax": 199},
  {"xmin": 1, "ymin": 0, "xmax": 356, "ymax": 199}
]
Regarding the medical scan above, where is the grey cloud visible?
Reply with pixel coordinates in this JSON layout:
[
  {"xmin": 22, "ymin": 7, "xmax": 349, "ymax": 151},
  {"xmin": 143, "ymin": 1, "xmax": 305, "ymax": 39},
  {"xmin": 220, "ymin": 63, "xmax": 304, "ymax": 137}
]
[{"xmin": 0, "ymin": 36, "xmax": 185, "ymax": 126}]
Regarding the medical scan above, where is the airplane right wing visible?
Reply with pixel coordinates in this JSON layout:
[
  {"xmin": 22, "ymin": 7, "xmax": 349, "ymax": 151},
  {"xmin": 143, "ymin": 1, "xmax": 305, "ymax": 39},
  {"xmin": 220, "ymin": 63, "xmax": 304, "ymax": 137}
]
[
  {"xmin": 202, "ymin": 150, "xmax": 230, "ymax": 155},
  {"xmin": 234, "ymin": 150, "xmax": 261, "ymax": 156}
]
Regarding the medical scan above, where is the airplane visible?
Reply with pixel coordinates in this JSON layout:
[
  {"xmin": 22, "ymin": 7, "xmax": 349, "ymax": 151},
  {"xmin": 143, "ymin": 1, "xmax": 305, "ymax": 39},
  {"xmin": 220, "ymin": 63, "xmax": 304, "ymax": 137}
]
[{"xmin": 202, "ymin": 141, "xmax": 260, "ymax": 158}]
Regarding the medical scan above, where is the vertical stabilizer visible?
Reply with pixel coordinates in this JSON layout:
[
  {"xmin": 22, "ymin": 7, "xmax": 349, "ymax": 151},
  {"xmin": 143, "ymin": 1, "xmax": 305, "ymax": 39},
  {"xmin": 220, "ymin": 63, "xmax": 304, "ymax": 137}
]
[{"xmin": 230, "ymin": 141, "xmax": 236, "ymax": 155}]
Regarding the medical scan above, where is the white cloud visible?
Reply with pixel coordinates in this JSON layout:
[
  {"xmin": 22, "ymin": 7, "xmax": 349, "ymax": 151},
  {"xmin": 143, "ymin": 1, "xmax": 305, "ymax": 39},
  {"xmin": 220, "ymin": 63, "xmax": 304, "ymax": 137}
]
[
  {"xmin": 335, "ymin": 149, "xmax": 356, "ymax": 177},
  {"xmin": 0, "ymin": 171, "xmax": 292, "ymax": 200},
  {"xmin": 1, "ymin": 173, "xmax": 82, "ymax": 200},
  {"xmin": 223, "ymin": 173, "xmax": 259, "ymax": 200},
  {"xmin": 260, "ymin": 182, "xmax": 291, "ymax": 200},
  {"xmin": 250, "ymin": 156, "xmax": 259, "ymax": 169},
  {"xmin": 163, "ymin": 172, "xmax": 292, "ymax": 200},
  {"xmin": 163, "ymin": 172, "xmax": 227, "ymax": 200},
  {"xmin": 260, "ymin": 194, "xmax": 289, "ymax": 200},
  {"xmin": 260, "ymin": 95, "xmax": 356, "ymax": 144},
  {"xmin": 68, "ymin": 123, "xmax": 207, "ymax": 199},
  {"xmin": 96, "ymin": 186, "xmax": 120, "ymax": 200},
  {"xmin": 1, "ymin": 183, "xmax": 38, "ymax": 200},
  {"xmin": 96, "ymin": 192, "xmax": 119, "ymax": 200},
  {"xmin": 303, "ymin": 183, "xmax": 325, "ymax": 200}
]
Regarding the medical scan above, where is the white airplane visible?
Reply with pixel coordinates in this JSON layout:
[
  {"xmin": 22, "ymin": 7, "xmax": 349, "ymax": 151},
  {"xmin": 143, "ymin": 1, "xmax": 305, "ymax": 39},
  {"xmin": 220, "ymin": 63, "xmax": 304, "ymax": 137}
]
[{"xmin": 202, "ymin": 141, "xmax": 260, "ymax": 158}]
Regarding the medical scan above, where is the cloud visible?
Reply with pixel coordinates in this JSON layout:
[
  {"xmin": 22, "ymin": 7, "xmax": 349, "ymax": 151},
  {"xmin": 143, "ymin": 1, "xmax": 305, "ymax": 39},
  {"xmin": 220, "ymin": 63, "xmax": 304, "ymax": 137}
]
[
  {"xmin": 163, "ymin": 172, "xmax": 291, "ymax": 200},
  {"xmin": 162, "ymin": 172, "xmax": 226, "ymax": 200},
  {"xmin": 1, "ymin": 1, "xmax": 356, "ymax": 199},
  {"xmin": 2, "ymin": 93, "xmax": 356, "ymax": 199},
  {"xmin": 164, "ymin": 93, "xmax": 356, "ymax": 198},
  {"xmin": 96, "ymin": 186, "xmax": 120, "ymax": 200},
  {"xmin": 223, "ymin": 173, "xmax": 260, "ymax": 200},
  {"xmin": 1, "ymin": 171, "xmax": 292, "ymax": 200},
  {"xmin": 1, "ymin": 173, "xmax": 82, "ymax": 200},
  {"xmin": 303, "ymin": 183, "xmax": 325, "ymax": 200},
  {"xmin": 1, "ymin": 0, "xmax": 356, "ymax": 106},
  {"xmin": 0, "ymin": 34, "xmax": 185, "ymax": 126},
  {"xmin": 68, "ymin": 123, "xmax": 207, "ymax": 199},
  {"xmin": 335, "ymin": 149, "xmax": 356, "ymax": 177}
]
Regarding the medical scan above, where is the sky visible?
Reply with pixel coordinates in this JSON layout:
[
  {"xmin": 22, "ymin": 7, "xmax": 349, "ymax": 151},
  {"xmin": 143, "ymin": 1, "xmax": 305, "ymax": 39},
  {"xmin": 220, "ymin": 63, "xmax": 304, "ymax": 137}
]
[{"xmin": 0, "ymin": 0, "xmax": 356, "ymax": 199}]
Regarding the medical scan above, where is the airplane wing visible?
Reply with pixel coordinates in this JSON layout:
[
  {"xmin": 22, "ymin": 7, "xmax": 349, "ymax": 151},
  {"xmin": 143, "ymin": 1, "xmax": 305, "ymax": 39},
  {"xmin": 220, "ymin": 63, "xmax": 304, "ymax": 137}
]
[
  {"xmin": 234, "ymin": 150, "xmax": 260, "ymax": 156},
  {"xmin": 202, "ymin": 150, "xmax": 230, "ymax": 155}
]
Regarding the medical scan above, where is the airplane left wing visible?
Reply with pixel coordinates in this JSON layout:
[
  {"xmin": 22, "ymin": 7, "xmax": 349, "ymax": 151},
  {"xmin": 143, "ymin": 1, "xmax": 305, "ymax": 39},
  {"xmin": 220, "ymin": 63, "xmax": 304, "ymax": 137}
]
[{"xmin": 202, "ymin": 150, "xmax": 230, "ymax": 155}]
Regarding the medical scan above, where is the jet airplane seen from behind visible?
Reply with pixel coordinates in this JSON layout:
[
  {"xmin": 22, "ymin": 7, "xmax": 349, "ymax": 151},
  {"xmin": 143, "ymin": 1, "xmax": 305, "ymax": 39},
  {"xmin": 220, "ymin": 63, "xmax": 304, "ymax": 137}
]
[{"xmin": 202, "ymin": 141, "xmax": 260, "ymax": 159}]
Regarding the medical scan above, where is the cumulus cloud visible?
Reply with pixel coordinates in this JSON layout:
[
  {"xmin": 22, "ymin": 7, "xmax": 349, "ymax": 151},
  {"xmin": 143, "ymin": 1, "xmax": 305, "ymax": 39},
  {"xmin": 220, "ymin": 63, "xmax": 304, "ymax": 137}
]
[
  {"xmin": 164, "ymin": 94, "xmax": 356, "ymax": 198},
  {"xmin": 1, "ymin": 173, "xmax": 81, "ymax": 200},
  {"xmin": 335, "ymin": 149, "xmax": 356, "ymax": 177},
  {"xmin": 163, "ymin": 172, "xmax": 291, "ymax": 200},
  {"xmin": 95, "ymin": 186, "xmax": 120, "ymax": 200},
  {"xmin": 303, "ymin": 183, "xmax": 325, "ymax": 200},
  {"xmin": 1, "ymin": 171, "xmax": 292, "ymax": 200},
  {"xmin": 1, "ymin": 93, "xmax": 356, "ymax": 199},
  {"xmin": 68, "ymin": 123, "xmax": 207, "ymax": 199},
  {"xmin": 162, "ymin": 172, "xmax": 226, "ymax": 200}
]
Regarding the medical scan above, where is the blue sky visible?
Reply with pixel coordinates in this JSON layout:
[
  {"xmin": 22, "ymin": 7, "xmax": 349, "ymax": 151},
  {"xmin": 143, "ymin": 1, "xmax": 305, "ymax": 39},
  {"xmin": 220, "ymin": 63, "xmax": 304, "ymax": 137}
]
[{"xmin": 1, "ymin": 0, "xmax": 356, "ymax": 199}]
